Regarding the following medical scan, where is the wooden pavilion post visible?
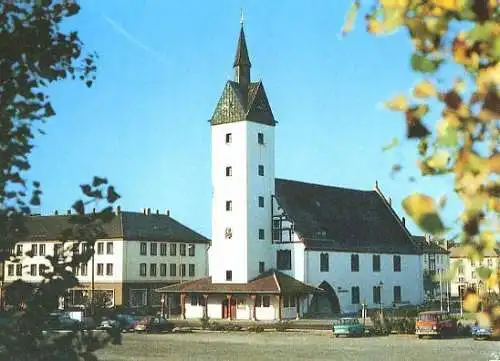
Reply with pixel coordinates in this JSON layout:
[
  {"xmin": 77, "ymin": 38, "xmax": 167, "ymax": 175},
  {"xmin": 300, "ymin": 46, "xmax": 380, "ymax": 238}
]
[
  {"xmin": 295, "ymin": 295, "xmax": 300, "ymax": 320},
  {"xmin": 249, "ymin": 294, "xmax": 256, "ymax": 321},
  {"xmin": 226, "ymin": 294, "xmax": 233, "ymax": 320},
  {"xmin": 180, "ymin": 293, "xmax": 186, "ymax": 320},
  {"xmin": 277, "ymin": 294, "xmax": 282, "ymax": 321},
  {"xmin": 202, "ymin": 294, "xmax": 208, "ymax": 319}
]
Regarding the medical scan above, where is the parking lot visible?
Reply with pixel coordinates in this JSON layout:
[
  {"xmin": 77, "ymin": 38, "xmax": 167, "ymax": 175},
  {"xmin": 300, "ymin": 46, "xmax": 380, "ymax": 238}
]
[{"xmin": 96, "ymin": 331, "xmax": 500, "ymax": 361}]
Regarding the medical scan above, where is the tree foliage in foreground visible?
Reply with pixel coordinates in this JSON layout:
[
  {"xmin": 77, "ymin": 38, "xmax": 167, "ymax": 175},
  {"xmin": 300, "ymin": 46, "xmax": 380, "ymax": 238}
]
[
  {"xmin": 344, "ymin": 0, "xmax": 499, "ymax": 331},
  {"xmin": 1, "ymin": 1, "xmax": 120, "ymax": 360}
]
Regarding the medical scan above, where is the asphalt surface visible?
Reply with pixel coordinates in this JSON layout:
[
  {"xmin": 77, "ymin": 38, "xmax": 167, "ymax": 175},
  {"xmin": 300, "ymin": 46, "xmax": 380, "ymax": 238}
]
[{"xmin": 96, "ymin": 331, "xmax": 500, "ymax": 361}]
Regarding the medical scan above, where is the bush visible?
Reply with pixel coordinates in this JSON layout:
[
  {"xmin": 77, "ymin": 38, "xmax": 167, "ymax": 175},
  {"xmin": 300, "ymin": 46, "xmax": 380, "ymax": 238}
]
[
  {"xmin": 274, "ymin": 321, "xmax": 289, "ymax": 332},
  {"xmin": 247, "ymin": 325, "xmax": 264, "ymax": 333},
  {"xmin": 200, "ymin": 317, "xmax": 210, "ymax": 330},
  {"xmin": 390, "ymin": 317, "xmax": 416, "ymax": 334}
]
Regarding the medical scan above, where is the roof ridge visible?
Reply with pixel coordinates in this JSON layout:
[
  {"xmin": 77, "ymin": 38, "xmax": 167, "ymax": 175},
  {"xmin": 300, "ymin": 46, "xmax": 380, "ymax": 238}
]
[
  {"xmin": 272, "ymin": 271, "xmax": 281, "ymax": 294},
  {"xmin": 275, "ymin": 178, "xmax": 374, "ymax": 193},
  {"xmin": 373, "ymin": 186, "xmax": 418, "ymax": 251}
]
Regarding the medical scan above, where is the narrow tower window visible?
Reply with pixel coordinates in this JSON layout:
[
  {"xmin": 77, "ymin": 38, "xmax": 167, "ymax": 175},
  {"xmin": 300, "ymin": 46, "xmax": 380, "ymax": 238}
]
[
  {"xmin": 225, "ymin": 200, "xmax": 232, "ymax": 211},
  {"xmin": 258, "ymin": 228, "xmax": 265, "ymax": 240},
  {"xmin": 258, "ymin": 132, "xmax": 264, "ymax": 144},
  {"xmin": 225, "ymin": 166, "xmax": 232, "ymax": 177},
  {"xmin": 258, "ymin": 196, "xmax": 264, "ymax": 208},
  {"xmin": 225, "ymin": 270, "xmax": 232, "ymax": 281},
  {"xmin": 258, "ymin": 164, "xmax": 264, "ymax": 176},
  {"xmin": 225, "ymin": 133, "xmax": 232, "ymax": 144}
]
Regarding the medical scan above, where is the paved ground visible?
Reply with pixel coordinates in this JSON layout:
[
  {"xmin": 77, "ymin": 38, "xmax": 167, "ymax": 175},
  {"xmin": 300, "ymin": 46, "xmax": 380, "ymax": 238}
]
[{"xmin": 96, "ymin": 331, "xmax": 500, "ymax": 361}]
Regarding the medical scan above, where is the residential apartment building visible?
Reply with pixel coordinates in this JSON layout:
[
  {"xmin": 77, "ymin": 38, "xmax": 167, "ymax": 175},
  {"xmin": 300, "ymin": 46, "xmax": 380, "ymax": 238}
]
[
  {"xmin": 412, "ymin": 235, "xmax": 450, "ymax": 300},
  {"xmin": 449, "ymin": 246, "xmax": 500, "ymax": 297},
  {"xmin": 2, "ymin": 208, "xmax": 210, "ymax": 309}
]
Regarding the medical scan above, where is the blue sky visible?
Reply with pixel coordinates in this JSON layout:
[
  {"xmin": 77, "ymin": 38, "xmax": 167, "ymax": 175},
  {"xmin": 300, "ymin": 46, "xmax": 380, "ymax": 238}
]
[{"xmin": 28, "ymin": 0, "xmax": 458, "ymax": 238}]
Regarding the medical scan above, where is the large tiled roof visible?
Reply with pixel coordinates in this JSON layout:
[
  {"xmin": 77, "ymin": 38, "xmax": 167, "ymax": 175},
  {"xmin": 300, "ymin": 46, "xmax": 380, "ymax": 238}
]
[
  {"xmin": 412, "ymin": 236, "xmax": 449, "ymax": 255},
  {"xmin": 274, "ymin": 179, "xmax": 419, "ymax": 254},
  {"xmin": 23, "ymin": 211, "xmax": 210, "ymax": 243},
  {"xmin": 449, "ymin": 246, "xmax": 500, "ymax": 258},
  {"xmin": 155, "ymin": 270, "xmax": 322, "ymax": 295}
]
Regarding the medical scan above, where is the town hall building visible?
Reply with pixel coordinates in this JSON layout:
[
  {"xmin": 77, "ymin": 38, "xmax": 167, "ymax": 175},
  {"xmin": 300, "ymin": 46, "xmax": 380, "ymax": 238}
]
[{"xmin": 157, "ymin": 22, "xmax": 425, "ymax": 321}]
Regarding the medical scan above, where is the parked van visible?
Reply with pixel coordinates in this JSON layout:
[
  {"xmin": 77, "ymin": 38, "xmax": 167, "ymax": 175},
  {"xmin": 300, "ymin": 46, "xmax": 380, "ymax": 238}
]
[{"xmin": 415, "ymin": 311, "xmax": 457, "ymax": 338}]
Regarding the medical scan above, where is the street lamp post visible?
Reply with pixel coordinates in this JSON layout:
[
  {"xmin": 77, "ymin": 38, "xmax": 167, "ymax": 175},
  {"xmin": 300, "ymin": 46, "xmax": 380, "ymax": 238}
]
[{"xmin": 379, "ymin": 281, "xmax": 384, "ymax": 318}]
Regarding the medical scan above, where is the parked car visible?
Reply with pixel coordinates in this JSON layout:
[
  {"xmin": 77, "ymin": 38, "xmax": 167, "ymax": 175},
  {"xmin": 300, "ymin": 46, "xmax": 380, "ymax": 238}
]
[
  {"xmin": 332, "ymin": 317, "xmax": 365, "ymax": 337},
  {"xmin": 134, "ymin": 316, "xmax": 174, "ymax": 334},
  {"xmin": 415, "ymin": 311, "xmax": 457, "ymax": 339},
  {"xmin": 99, "ymin": 314, "xmax": 139, "ymax": 332},
  {"xmin": 471, "ymin": 322, "xmax": 498, "ymax": 340},
  {"xmin": 43, "ymin": 312, "xmax": 82, "ymax": 331}
]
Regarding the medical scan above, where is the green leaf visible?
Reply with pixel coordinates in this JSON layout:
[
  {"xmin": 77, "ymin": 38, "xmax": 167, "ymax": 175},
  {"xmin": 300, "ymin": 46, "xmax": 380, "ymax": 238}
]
[
  {"xmin": 466, "ymin": 22, "xmax": 495, "ymax": 42},
  {"xmin": 72, "ymin": 200, "xmax": 85, "ymax": 215},
  {"xmin": 382, "ymin": 137, "xmax": 399, "ymax": 152},
  {"xmin": 402, "ymin": 193, "xmax": 445, "ymax": 234},
  {"xmin": 477, "ymin": 266, "xmax": 492, "ymax": 280},
  {"xmin": 410, "ymin": 54, "xmax": 442, "ymax": 74},
  {"xmin": 106, "ymin": 186, "xmax": 120, "ymax": 203},
  {"xmin": 92, "ymin": 176, "xmax": 108, "ymax": 187}
]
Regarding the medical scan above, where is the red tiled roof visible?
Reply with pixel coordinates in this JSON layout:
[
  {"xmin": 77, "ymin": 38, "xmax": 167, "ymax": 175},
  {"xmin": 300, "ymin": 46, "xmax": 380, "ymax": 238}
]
[{"xmin": 155, "ymin": 270, "xmax": 322, "ymax": 295}]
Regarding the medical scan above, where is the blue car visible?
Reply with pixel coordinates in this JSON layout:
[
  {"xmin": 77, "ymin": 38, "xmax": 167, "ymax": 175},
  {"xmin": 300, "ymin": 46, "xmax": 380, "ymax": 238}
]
[{"xmin": 471, "ymin": 323, "xmax": 494, "ymax": 340}]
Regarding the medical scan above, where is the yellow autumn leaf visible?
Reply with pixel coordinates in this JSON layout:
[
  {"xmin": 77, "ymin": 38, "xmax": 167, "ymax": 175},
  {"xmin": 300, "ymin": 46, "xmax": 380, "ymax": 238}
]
[
  {"xmin": 489, "ymin": 153, "xmax": 500, "ymax": 174},
  {"xmin": 477, "ymin": 312, "xmax": 491, "ymax": 328},
  {"xmin": 341, "ymin": 0, "xmax": 360, "ymax": 36},
  {"xmin": 487, "ymin": 271, "xmax": 498, "ymax": 289},
  {"xmin": 480, "ymin": 231, "xmax": 496, "ymax": 251},
  {"xmin": 427, "ymin": 150, "xmax": 450, "ymax": 170},
  {"xmin": 384, "ymin": 94, "xmax": 408, "ymax": 111},
  {"xmin": 463, "ymin": 292, "xmax": 480, "ymax": 312},
  {"xmin": 493, "ymin": 306, "xmax": 500, "ymax": 318},
  {"xmin": 477, "ymin": 63, "xmax": 500, "ymax": 95},
  {"xmin": 381, "ymin": 0, "xmax": 409, "ymax": 7},
  {"xmin": 402, "ymin": 193, "xmax": 445, "ymax": 234},
  {"xmin": 413, "ymin": 80, "xmax": 437, "ymax": 98},
  {"xmin": 431, "ymin": 0, "xmax": 466, "ymax": 11},
  {"xmin": 453, "ymin": 78, "xmax": 466, "ymax": 93}
]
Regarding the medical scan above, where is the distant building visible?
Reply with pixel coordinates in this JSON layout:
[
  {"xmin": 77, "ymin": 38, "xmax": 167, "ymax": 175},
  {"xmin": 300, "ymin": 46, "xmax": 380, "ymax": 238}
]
[
  {"xmin": 449, "ymin": 246, "xmax": 500, "ymax": 297},
  {"xmin": 412, "ymin": 235, "xmax": 450, "ymax": 300},
  {"xmin": 157, "ymin": 23, "xmax": 425, "ymax": 321},
  {"xmin": 2, "ymin": 208, "xmax": 210, "ymax": 310}
]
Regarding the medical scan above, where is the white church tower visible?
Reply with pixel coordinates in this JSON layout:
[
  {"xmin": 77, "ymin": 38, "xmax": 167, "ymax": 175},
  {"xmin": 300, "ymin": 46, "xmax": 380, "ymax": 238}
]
[{"xmin": 209, "ymin": 23, "xmax": 276, "ymax": 283}]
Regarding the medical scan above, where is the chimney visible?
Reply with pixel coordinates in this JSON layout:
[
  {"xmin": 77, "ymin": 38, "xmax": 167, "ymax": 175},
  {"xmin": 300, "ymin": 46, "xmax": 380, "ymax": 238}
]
[
  {"xmin": 166, "ymin": 210, "xmax": 170, "ymax": 217},
  {"xmin": 388, "ymin": 197, "xmax": 392, "ymax": 206},
  {"xmin": 116, "ymin": 206, "xmax": 121, "ymax": 214},
  {"xmin": 147, "ymin": 208, "xmax": 151, "ymax": 215},
  {"xmin": 374, "ymin": 180, "xmax": 379, "ymax": 191},
  {"xmin": 54, "ymin": 210, "xmax": 58, "ymax": 215},
  {"xmin": 67, "ymin": 210, "xmax": 71, "ymax": 215},
  {"xmin": 402, "ymin": 216, "xmax": 405, "ymax": 226}
]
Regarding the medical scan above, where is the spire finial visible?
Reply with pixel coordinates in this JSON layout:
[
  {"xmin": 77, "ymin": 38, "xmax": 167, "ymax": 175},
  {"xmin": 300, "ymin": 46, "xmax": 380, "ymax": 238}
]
[{"xmin": 240, "ymin": 9, "xmax": 244, "ymax": 26}]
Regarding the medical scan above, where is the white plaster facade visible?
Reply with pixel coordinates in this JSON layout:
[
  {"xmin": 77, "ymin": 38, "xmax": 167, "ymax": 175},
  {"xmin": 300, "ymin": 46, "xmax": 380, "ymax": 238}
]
[
  {"xmin": 449, "ymin": 250, "xmax": 499, "ymax": 297},
  {"xmin": 210, "ymin": 120, "xmax": 275, "ymax": 283}
]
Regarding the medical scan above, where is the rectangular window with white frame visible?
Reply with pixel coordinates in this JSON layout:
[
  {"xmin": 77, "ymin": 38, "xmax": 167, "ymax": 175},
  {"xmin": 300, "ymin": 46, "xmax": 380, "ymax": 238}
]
[
  {"xmin": 97, "ymin": 263, "xmax": 104, "ymax": 276},
  {"xmin": 97, "ymin": 242, "xmax": 104, "ymax": 255},
  {"xmin": 30, "ymin": 264, "xmax": 37, "ymax": 276},
  {"xmin": 188, "ymin": 264, "xmax": 195, "ymax": 277},
  {"xmin": 150, "ymin": 243, "xmax": 157, "ymax": 256},
  {"xmin": 106, "ymin": 263, "xmax": 113, "ymax": 276},
  {"xmin": 39, "ymin": 244, "xmax": 45, "ymax": 256},
  {"xmin": 140, "ymin": 242, "xmax": 147, "ymax": 255},
  {"xmin": 225, "ymin": 166, "xmax": 232, "ymax": 177},
  {"xmin": 188, "ymin": 244, "xmax": 195, "ymax": 257},
  {"xmin": 31, "ymin": 244, "xmax": 38, "ymax": 256},
  {"xmin": 139, "ymin": 263, "xmax": 146, "ymax": 277},
  {"xmin": 283, "ymin": 295, "xmax": 296, "ymax": 308},
  {"xmin": 180, "ymin": 244, "xmax": 186, "ymax": 256},
  {"xmin": 106, "ymin": 242, "xmax": 113, "ymax": 255},
  {"xmin": 160, "ymin": 243, "xmax": 167, "ymax": 256},
  {"xmin": 160, "ymin": 263, "xmax": 167, "ymax": 277}
]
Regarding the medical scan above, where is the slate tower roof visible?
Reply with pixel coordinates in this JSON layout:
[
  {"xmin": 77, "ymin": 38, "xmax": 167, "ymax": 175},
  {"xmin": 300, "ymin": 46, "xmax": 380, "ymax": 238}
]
[{"xmin": 211, "ymin": 24, "xmax": 275, "ymax": 127}]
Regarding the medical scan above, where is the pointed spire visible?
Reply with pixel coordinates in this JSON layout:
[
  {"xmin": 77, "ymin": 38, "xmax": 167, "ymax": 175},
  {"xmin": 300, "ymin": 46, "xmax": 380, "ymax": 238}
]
[{"xmin": 233, "ymin": 16, "xmax": 251, "ymax": 86}]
